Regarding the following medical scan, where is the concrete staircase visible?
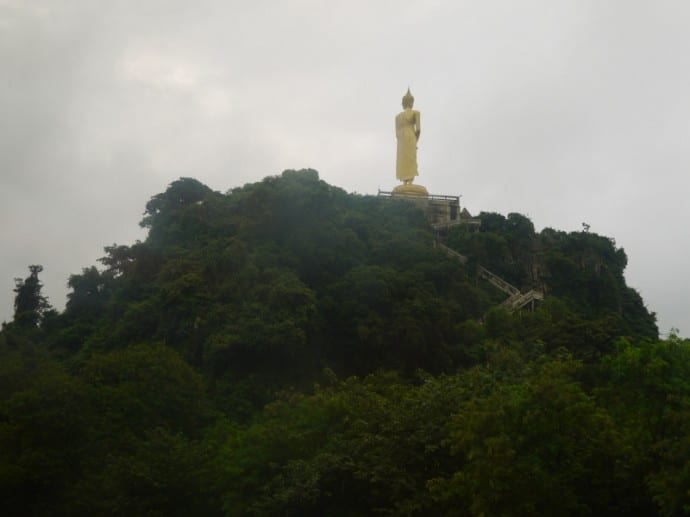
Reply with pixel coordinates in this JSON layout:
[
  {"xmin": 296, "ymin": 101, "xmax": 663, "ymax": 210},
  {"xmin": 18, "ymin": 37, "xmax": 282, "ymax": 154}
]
[
  {"xmin": 500, "ymin": 290, "xmax": 544, "ymax": 312},
  {"xmin": 434, "ymin": 241, "xmax": 543, "ymax": 313},
  {"xmin": 478, "ymin": 266, "xmax": 520, "ymax": 297},
  {"xmin": 434, "ymin": 240, "xmax": 468, "ymax": 264}
]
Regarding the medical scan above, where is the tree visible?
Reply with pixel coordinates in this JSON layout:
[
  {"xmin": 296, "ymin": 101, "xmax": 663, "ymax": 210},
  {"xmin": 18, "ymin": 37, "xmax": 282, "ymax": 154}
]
[
  {"xmin": 434, "ymin": 355, "xmax": 634, "ymax": 515},
  {"xmin": 13, "ymin": 265, "xmax": 50, "ymax": 328},
  {"xmin": 65, "ymin": 266, "xmax": 113, "ymax": 318}
]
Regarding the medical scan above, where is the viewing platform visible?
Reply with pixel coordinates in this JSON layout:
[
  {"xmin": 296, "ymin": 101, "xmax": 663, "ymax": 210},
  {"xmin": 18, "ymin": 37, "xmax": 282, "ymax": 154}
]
[{"xmin": 377, "ymin": 189, "xmax": 480, "ymax": 229}]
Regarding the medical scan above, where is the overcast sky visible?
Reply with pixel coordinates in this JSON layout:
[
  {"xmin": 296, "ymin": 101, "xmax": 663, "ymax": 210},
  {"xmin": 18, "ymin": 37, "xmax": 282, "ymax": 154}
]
[{"xmin": 2, "ymin": 0, "xmax": 688, "ymax": 336}]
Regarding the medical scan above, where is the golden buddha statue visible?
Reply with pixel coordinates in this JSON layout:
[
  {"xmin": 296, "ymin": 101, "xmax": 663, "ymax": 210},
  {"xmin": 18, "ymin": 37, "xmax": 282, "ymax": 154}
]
[{"xmin": 394, "ymin": 88, "xmax": 427, "ymax": 196}]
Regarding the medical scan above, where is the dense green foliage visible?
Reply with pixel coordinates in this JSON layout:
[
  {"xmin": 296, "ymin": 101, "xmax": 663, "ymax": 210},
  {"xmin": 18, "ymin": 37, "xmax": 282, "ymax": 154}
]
[{"xmin": 2, "ymin": 169, "xmax": 686, "ymax": 515}]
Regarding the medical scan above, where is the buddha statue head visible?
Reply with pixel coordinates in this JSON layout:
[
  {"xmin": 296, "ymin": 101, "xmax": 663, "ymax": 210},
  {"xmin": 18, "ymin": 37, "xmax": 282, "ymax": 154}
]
[{"xmin": 402, "ymin": 88, "xmax": 414, "ymax": 109}]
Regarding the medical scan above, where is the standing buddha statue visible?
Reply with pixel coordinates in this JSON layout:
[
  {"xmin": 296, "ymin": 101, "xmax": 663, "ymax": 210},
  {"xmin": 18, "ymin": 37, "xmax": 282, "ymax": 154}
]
[{"xmin": 394, "ymin": 88, "xmax": 427, "ymax": 195}]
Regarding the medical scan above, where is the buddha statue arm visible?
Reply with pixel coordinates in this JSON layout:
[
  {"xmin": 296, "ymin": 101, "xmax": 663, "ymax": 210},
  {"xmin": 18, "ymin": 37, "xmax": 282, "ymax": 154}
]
[{"xmin": 414, "ymin": 111, "xmax": 421, "ymax": 141}]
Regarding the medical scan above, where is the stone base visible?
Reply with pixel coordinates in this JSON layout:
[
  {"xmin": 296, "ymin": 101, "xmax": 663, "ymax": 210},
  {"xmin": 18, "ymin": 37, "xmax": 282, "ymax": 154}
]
[{"xmin": 392, "ymin": 183, "xmax": 429, "ymax": 197}]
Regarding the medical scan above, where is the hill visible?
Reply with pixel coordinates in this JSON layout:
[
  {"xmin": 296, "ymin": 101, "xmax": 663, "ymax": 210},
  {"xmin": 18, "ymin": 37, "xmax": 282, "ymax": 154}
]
[{"xmin": 1, "ymin": 169, "xmax": 687, "ymax": 516}]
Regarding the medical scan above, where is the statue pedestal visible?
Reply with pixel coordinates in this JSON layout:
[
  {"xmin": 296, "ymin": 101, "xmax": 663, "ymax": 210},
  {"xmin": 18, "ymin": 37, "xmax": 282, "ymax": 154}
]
[{"xmin": 392, "ymin": 183, "xmax": 429, "ymax": 197}]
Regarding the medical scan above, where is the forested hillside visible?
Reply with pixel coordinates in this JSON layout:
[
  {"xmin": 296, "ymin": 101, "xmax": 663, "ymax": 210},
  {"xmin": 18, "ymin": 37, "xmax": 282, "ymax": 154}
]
[{"xmin": 1, "ymin": 169, "xmax": 686, "ymax": 516}]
